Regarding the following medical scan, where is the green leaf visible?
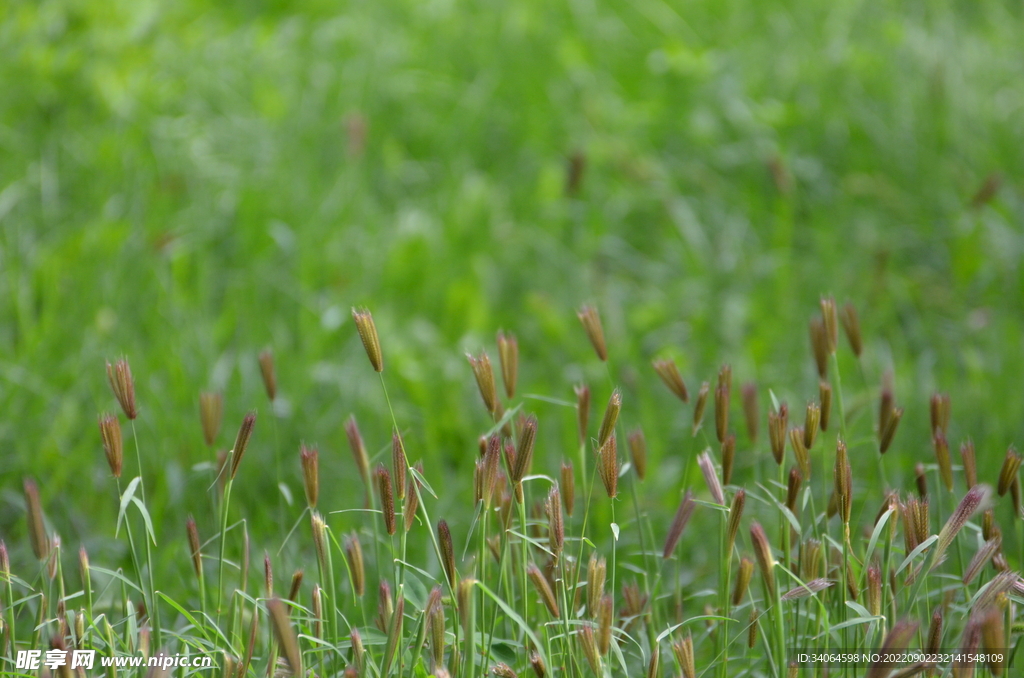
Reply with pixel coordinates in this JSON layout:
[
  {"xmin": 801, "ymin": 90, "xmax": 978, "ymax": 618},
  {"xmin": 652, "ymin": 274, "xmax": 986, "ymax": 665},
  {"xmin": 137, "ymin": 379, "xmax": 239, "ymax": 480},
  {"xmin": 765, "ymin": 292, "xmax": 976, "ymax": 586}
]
[
  {"xmin": 115, "ymin": 477, "xmax": 142, "ymax": 539},
  {"xmin": 864, "ymin": 508, "xmax": 895, "ymax": 567},
  {"xmin": 157, "ymin": 592, "xmax": 211, "ymax": 643},
  {"xmin": 129, "ymin": 496, "xmax": 157, "ymax": 545},
  {"xmin": 409, "ymin": 465, "xmax": 438, "ymax": 500},
  {"xmin": 895, "ymin": 535, "xmax": 938, "ymax": 576},
  {"xmin": 475, "ymin": 581, "xmax": 547, "ymax": 668}
]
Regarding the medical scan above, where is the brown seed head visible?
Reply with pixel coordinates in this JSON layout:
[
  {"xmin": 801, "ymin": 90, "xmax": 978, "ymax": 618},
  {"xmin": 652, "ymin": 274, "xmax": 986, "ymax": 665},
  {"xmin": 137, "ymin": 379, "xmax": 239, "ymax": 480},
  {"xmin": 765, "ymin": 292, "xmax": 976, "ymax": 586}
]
[
  {"xmin": 820, "ymin": 296, "xmax": 838, "ymax": 354},
  {"xmin": 300, "ymin": 445, "xmax": 319, "ymax": 508},
  {"xmin": 866, "ymin": 566, "xmax": 882, "ymax": 616},
  {"xmin": 786, "ymin": 467, "xmax": 802, "ymax": 512},
  {"xmin": 721, "ymin": 434, "xmax": 736, "ymax": 486},
  {"xmin": 653, "ymin": 358, "xmax": 689, "ymax": 402},
  {"xmin": 750, "ymin": 522, "xmax": 776, "ymax": 599},
  {"xmin": 391, "ymin": 430, "xmax": 408, "ymax": 501},
  {"xmin": 426, "ymin": 586, "xmax": 446, "ymax": 671},
  {"xmin": 879, "ymin": 406, "xmax": 903, "ymax": 454},
  {"xmin": 497, "ymin": 331, "xmax": 519, "ymax": 399},
  {"xmin": 527, "ymin": 563, "xmax": 559, "ymax": 617},
  {"xmin": 733, "ymin": 556, "xmax": 754, "ymax": 606},
  {"xmin": 560, "ymin": 461, "xmax": 575, "ymax": 516},
  {"xmin": 480, "ymin": 435, "xmax": 500, "ymax": 508},
  {"xmin": 598, "ymin": 435, "xmax": 618, "ymax": 499},
  {"xmin": 692, "ymin": 381, "xmax": 710, "ymax": 436},
  {"xmin": 933, "ymin": 430, "xmax": 953, "ymax": 492},
  {"xmin": 997, "ymin": 446, "xmax": 1021, "ymax": 497},
  {"xmin": 98, "ymin": 413, "xmax": 123, "ymax": 478},
  {"xmin": 714, "ymin": 367, "xmax": 730, "ymax": 444},
  {"xmin": 577, "ymin": 305, "xmax": 608, "ymax": 361},
  {"xmin": 404, "ymin": 462, "xmax": 421, "ymax": 532},
  {"xmin": 809, "ymin": 318, "xmax": 828, "ymax": 378},
  {"xmin": 927, "ymin": 608, "xmax": 943, "ymax": 654},
  {"xmin": 530, "ymin": 651, "xmax": 547, "ymax": 678},
  {"xmin": 799, "ymin": 539, "xmax": 822, "ymax": 581},
  {"xmin": 579, "ymin": 624, "xmax": 602, "ymax": 676},
  {"xmin": 963, "ymin": 537, "xmax": 1000, "ymax": 586},
  {"xmin": 493, "ymin": 664, "xmax": 517, "ymax": 678},
  {"xmin": 663, "ymin": 491, "xmax": 696, "ymax": 559},
  {"xmin": 627, "ymin": 428, "xmax": 647, "ymax": 481},
  {"xmin": 727, "ymin": 489, "xmax": 746, "ymax": 553},
  {"xmin": 597, "ymin": 593, "xmax": 613, "ymax": 655},
  {"xmin": 199, "ymin": 392, "xmax": 223, "ymax": 447},
  {"xmin": 376, "ymin": 580, "xmax": 394, "ymax": 633},
  {"xmin": 865, "ymin": 619, "xmax": 919, "ymax": 678},
  {"xmin": 288, "ymin": 570, "xmax": 303, "ymax": 602},
  {"xmin": 106, "ymin": 358, "xmax": 138, "ymax": 420},
  {"xmin": 311, "ymin": 585, "xmax": 324, "ymax": 638},
  {"xmin": 803, "ymin": 403, "xmax": 820, "ymax": 449},
  {"xmin": 263, "ymin": 551, "xmax": 273, "ymax": 597},
  {"xmin": 697, "ymin": 451, "xmax": 724, "ymax": 505},
  {"xmin": 839, "ymin": 301, "xmax": 863, "ymax": 357},
  {"xmin": 741, "ymin": 382, "xmax": 758, "ymax": 441},
  {"xmin": 186, "ymin": 515, "xmax": 202, "ymax": 580},
  {"xmin": 344, "ymin": 532, "xmax": 365, "ymax": 596},
  {"xmin": 0, "ymin": 541, "xmax": 9, "ymax": 579},
  {"xmin": 768, "ymin": 403, "xmax": 789, "ymax": 466},
  {"xmin": 672, "ymin": 633, "xmax": 696, "ymax": 678},
  {"xmin": 790, "ymin": 427, "xmax": 809, "ymax": 479},
  {"xmin": 819, "ymin": 381, "xmax": 832, "ymax": 431},
  {"xmin": 915, "ymin": 463, "xmax": 928, "ymax": 498},
  {"xmin": 748, "ymin": 608, "xmax": 760, "ymax": 648},
  {"xmin": 597, "ymin": 389, "xmax": 621, "ymax": 448},
  {"xmin": 930, "ymin": 392, "xmax": 951, "ymax": 436},
  {"xmin": 781, "ymin": 578, "xmax": 834, "ymax": 602},
  {"xmin": 24, "ymin": 478, "xmax": 49, "ymax": 561},
  {"xmin": 467, "ymin": 351, "xmax": 499, "ymax": 416},
  {"xmin": 934, "ymin": 485, "xmax": 992, "ymax": 568},
  {"xmin": 575, "ymin": 383, "xmax": 590, "ymax": 446},
  {"xmin": 878, "ymin": 376, "xmax": 894, "ymax": 439},
  {"xmin": 310, "ymin": 512, "xmax": 329, "ymax": 575},
  {"xmin": 438, "ymin": 519, "xmax": 457, "ymax": 589},
  {"xmin": 587, "ymin": 553, "xmax": 606, "ymax": 614},
  {"xmin": 376, "ymin": 465, "xmax": 396, "ymax": 536},
  {"xmin": 546, "ymin": 486, "xmax": 564, "ymax": 560},
  {"xmin": 961, "ymin": 440, "xmax": 977, "ymax": 489},
  {"xmin": 229, "ymin": 411, "xmax": 257, "ymax": 479},
  {"xmin": 345, "ymin": 415, "xmax": 371, "ymax": 488},
  {"xmin": 258, "ymin": 349, "xmax": 277, "ymax": 401},
  {"xmin": 351, "ymin": 307, "xmax": 383, "ymax": 372},
  {"xmin": 834, "ymin": 439, "xmax": 852, "ymax": 524},
  {"xmin": 267, "ymin": 598, "xmax": 303, "ymax": 677}
]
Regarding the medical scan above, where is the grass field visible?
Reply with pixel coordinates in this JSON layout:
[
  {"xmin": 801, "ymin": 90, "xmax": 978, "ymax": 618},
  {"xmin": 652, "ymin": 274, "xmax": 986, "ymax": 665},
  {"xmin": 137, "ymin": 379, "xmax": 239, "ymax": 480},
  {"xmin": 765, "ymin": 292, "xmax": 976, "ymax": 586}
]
[{"xmin": 2, "ymin": 0, "xmax": 1024, "ymax": 676}]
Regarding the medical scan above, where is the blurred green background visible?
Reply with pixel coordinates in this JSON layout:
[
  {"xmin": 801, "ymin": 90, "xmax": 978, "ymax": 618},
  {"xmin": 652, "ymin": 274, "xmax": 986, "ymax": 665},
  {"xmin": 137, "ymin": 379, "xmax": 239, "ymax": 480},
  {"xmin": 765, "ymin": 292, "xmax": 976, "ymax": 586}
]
[{"xmin": 1, "ymin": 0, "xmax": 1023, "ymax": 585}]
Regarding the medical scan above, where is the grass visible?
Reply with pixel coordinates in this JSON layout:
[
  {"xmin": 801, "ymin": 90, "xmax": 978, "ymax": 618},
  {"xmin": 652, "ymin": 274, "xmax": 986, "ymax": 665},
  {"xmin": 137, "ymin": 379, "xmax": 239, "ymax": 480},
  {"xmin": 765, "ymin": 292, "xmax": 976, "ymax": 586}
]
[{"xmin": 2, "ymin": 0, "xmax": 1024, "ymax": 676}]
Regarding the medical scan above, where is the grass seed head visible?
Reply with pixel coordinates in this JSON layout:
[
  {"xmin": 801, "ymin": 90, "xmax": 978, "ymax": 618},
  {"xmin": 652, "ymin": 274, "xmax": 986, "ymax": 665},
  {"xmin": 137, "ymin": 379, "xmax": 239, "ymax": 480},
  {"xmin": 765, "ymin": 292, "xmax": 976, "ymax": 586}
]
[
  {"xmin": 561, "ymin": 461, "xmax": 575, "ymax": 516},
  {"xmin": 809, "ymin": 317, "xmax": 828, "ymax": 378},
  {"xmin": 510, "ymin": 415, "xmax": 537, "ymax": 490},
  {"xmin": 727, "ymin": 489, "xmax": 746, "ymax": 553},
  {"xmin": 915, "ymin": 463, "xmax": 928, "ymax": 498},
  {"xmin": 597, "ymin": 389, "xmax": 621, "ymax": 448},
  {"xmin": 310, "ymin": 512, "xmax": 328, "ymax": 575},
  {"xmin": 790, "ymin": 427, "xmax": 809, "ymax": 479},
  {"xmin": 786, "ymin": 467, "xmax": 802, "ymax": 512},
  {"xmin": 0, "ymin": 541, "xmax": 8, "ymax": 579},
  {"xmin": 927, "ymin": 607, "xmax": 943, "ymax": 653},
  {"xmin": 229, "ymin": 410, "xmax": 257, "ymax": 479},
  {"xmin": 819, "ymin": 381, "xmax": 832, "ymax": 431},
  {"xmin": 721, "ymin": 434, "xmax": 736, "ymax": 485},
  {"xmin": 467, "ymin": 351, "xmax": 499, "ymax": 416},
  {"xmin": 351, "ymin": 307, "xmax": 383, "ymax": 372},
  {"xmin": 376, "ymin": 465, "xmax": 396, "ymax": 536},
  {"xmin": 672, "ymin": 633, "xmax": 696, "ymax": 678},
  {"xmin": 932, "ymin": 430, "xmax": 954, "ymax": 491},
  {"xmin": 427, "ymin": 586, "xmax": 445, "ymax": 671},
  {"xmin": 496, "ymin": 330, "xmax": 519, "ymax": 399},
  {"xmin": 840, "ymin": 301, "xmax": 863, "ymax": 357},
  {"xmin": 185, "ymin": 515, "xmax": 202, "ymax": 580},
  {"xmin": 934, "ymin": 485, "xmax": 992, "ymax": 568},
  {"xmin": 546, "ymin": 485, "xmax": 564, "ymax": 560},
  {"xmin": 750, "ymin": 522, "xmax": 776, "ymax": 598},
  {"xmin": 960, "ymin": 440, "xmax": 977, "ymax": 489},
  {"xmin": 930, "ymin": 392, "xmax": 951, "ymax": 436},
  {"xmin": 692, "ymin": 381, "xmax": 710, "ymax": 436},
  {"xmin": 866, "ymin": 619, "xmax": 919, "ymax": 678},
  {"xmin": 996, "ymin": 446, "xmax": 1021, "ymax": 496},
  {"xmin": 878, "ymin": 375, "xmax": 895, "ymax": 439},
  {"xmin": 747, "ymin": 608, "xmax": 759, "ymax": 648},
  {"xmin": 733, "ymin": 557, "xmax": 754, "ymax": 605},
  {"xmin": 106, "ymin": 358, "xmax": 138, "ymax": 420},
  {"xmin": 376, "ymin": 580, "xmax": 394, "ymax": 633},
  {"xmin": 264, "ymin": 551, "xmax": 273, "ymax": 597},
  {"xmin": 627, "ymin": 428, "xmax": 647, "ymax": 481},
  {"xmin": 288, "ymin": 570, "xmax": 303, "ymax": 602},
  {"xmin": 199, "ymin": 392, "xmax": 223, "ymax": 446},
  {"xmin": 311, "ymin": 585, "xmax": 323, "ymax": 637},
  {"xmin": 741, "ymin": 382, "xmax": 758, "ymax": 441},
  {"xmin": 697, "ymin": 451, "xmax": 723, "ymax": 505},
  {"xmin": 577, "ymin": 305, "xmax": 608, "ymax": 362},
  {"xmin": 575, "ymin": 383, "xmax": 591, "ymax": 445},
  {"xmin": 587, "ymin": 554, "xmax": 606, "ymax": 615},
  {"xmin": 663, "ymin": 491, "xmax": 696, "ymax": 559},
  {"xmin": 598, "ymin": 434, "xmax": 618, "ymax": 499},
  {"xmin": 653, "ymin": 358, "xmax": 689, "ymax": 402},
  {"xmin": 492, "ymin": 663, "xmax": 518, "ymax": 678},
  {"xmin": 300, "ymin": 444, "xmax": 319, "ymax": 508},
  {"xmin": 98, "ymin": 413, "xmax": 123, "ymax": 478},
  {"xmin": 482, "ymin": 435, "xmax": 501, "ymax": 508},
  {"xmin": 345, "ymin": 415, "xmax": 371, "ymax": 488},
  {"xmin": 963, "ymin": 537, "xmax": 1000, "ymax": 586},
  {"xmin": 867, "ymin": 566, "xmax": 882, "ymax": 615},
  {"xmin": 799, "ymin": 539, "xmax": 822, "ymax": 581},
  {"xmin": 579, "ymin": 624, "xmax": 602, "ymax": 676},
  {"xmin": 344, "ymin": 532, "xmax": 365, "ymax": 597},
  {"xmin": 833, "ymin": 438, "xmax": 852, "ymax": 524},
  {"xmin": 781, "ymin": 578, "xmax": 834, "ymax": 601},
  {"xmin": 350, "ymin": 627, "xmax": 365, "ymax": 674},
  {"xmin": 527, "ymin": 563, "xmax": 559, "ymax": 617},
  {"xmin": 820, "ymin": 296, "xmax": 839, "ymax": 353},
  {"xmin": 646, "ymin": 644, "xmax": 659, "ymax": 678},
  {"xmin": 267, "ymin": 598, "xmax": 303, "ymax": 677},
  {"xmin": 597, "ymin": 593, "xmax": 613, "ymax": 654},
  {"xmin": 879, "ymin": 406, "xmax": 903, "ymax": 454},
  {"xmin": 392, "ymin": 430, "xmax": 407, "ymax": 501},
  {"xmin": 258, "ymin": 349, "xmax": 277, "ymax": 401},
  {"xmin": 714, "ymin": 365, "xmax": 731, "ymax": 443},
  {"xmin": 803, "ymin": 403, "xmax": 820, "ymax": 449},
  {"xmin": 438, "ymin": 519, "xmax": 457, "ymax": 589},
  {"xmin": 530, "ymin": 651, "xmax": 547, "ymax": 678},
  {"xmin": 768, "ymin": 403, "xmax": 789, "ymax": 465},
  {"xmin": 24, "ymin": 478, "xmax": 49, "ymax": 561}
]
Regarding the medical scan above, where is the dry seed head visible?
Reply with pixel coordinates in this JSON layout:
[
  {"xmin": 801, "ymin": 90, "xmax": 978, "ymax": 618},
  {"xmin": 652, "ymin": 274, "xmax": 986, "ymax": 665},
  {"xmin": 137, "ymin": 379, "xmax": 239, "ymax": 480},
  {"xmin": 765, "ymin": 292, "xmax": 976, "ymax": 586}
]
[
  {"xmin": 267, "ymin": 598, "xmax": 303, "ymax": 677},
  {"xmin": 741, "ymin": 382, "xmax": 758, "ymax": 441},
  {"xmin": 928, "ymin": 608, "xmax": 943, "ymax": 653},
  {"xmin": 809, "ymin": 318, "xmax": 828, "ymax": 378},
  {"xmin": 803, "ymin": 403, "xmax": 820, "ymax": 449},
  {"xmin": 982, "ymin": 509, "xmax": 997, "ymax": 541},
  {"xmin": 930, "ymin": 392, "xmax": 951, "ymax": 436},
  {"xmin": 790, "ymin": 427, "xmax": 809, "ymax": 479},
  {"xmin": 750, "ymin": 522, "xmax": 776, "ymax": 599},
  {"xmin": 288, "ymin": 570, "xmax": 303, "ymax": 602},
  {"xmin": 819, "ymin": 381, "xmax": 832, "ymax": 431},
  {"xmin": 714, "ymin": 366, "xmax": 730, "ymax": 443},
  {"xmin": 878, "ymin": 378, "xmax": 894, "ymax": 439},
  {"xmin": 697, "ymin": 451, "xmax": 724, "ymax": 505},
  {"xmin": 915, "ymin": 463, "xmax": 928, "ymax": 498},
  {"xmin": 98, "ymin": 413, "xmax": 123, "ymax": 478},
  {"xmin": 526, "ymin": 563, "xmax": 559, "ymax": 617},
  {"xmin": 575, "ymin": 384, "xmax": 591, "ymax": 445},
  {"xmin": 345, "ymin": 415, "xmax": 371, "ymax": 488},
  {"xmin": 300, "ymin": 445, "xmax": 319, "ymax": 508},
  {"xmin": 106, "ymin": 358, "xmax": 138, "ymax": 420},
  {"xmin": 786, "ymin": 467, "xmax": 802, "ymax": 512},
  {"xmin": 692, "ymin": 381, "xmax": 710, "ymax": 436},
  {"xmin": 438, "ymin": 519, "xmax": 457, "ymax": 589},
  {"xmin": 980, "ymin": 606, "xmax": 1005, "ymax": 676},
  {"xmin": 199, "ymin": 392, "xmax": 223, "ymax": 447},
  {"xmin": 497, "ymin": 331, "xmax": 519, "ymax": 399},
  {"xmin": 376, "ymin": 465, "xmax": 396, "ymax": 536},
  {"xmin": 879, "ymin": 406, "xmax": 903, "ymax": 454},
  {"xmin": 727, "ymin": 489, "xmax": 746, "ymax": 554},
  {"xmin": 627, "ymin": 428, "xmax": 647, "ymax": 481},
  {"xmin": 646, "ymin": 644, "xmax": 660, "ymax": 678},
  {"xmin": 840, "ymin": 301, "xmax": 863, "ymax": 357},
  {"xmin": 510, "ymin": 415, "xmax": 537, "ymax": 488},
  {"xmin": 961, "ymin": 440, "xmax": 977, "ymax": 489},
  {"xmin": 820, "ymin": 296, "xmax": 838, "ymax": 353},
  {"xmin": 663, "ymin": 491, "xmax": 696, "ymax": 559},
  {"xmin": 561, "ymin": 461, "xmax": 575, "ymax": 516},
  {"xmin": 24, "ymin": 478, "xmax": 49, "ymax": 561},
  {"xmin": 0, "ymin": 541, "xmax": 9, "ymax": 579},
  {"xmin": 579, "ymin": 624, "xmax": 602, "ymax": 676},
  {"xmin": 258, "ymin": 349, "xmax": 277, "ymax": 401},
  {"xmin": 934, "ymin": 485, "xmax": 992, "ymax": 568},
  {"xmin": 721, "ymin": 434, "xmax": 736, "ymax": 486},
  {"xmin": 867, "ymin": 566, "xmax": 882, "ymax": 615},
  {"xmin": 598, "ymin": 434, "xmax": 618, "ymax": 499},
  {"xmin": 846, "ymin": 561, "xmax": 859, "ymax": 599},
  {"xmin": 427, "ymin": 586, "xmax": 446, "ymax": 671},
  {"xmin": 587, "ymin": 554, "xmax": 606, "ymax": 615},
  {"xmin": 653, "ymin": 358, "xmax": 689, "ymax": 402},
  {"xmin": 733, "ymin": 557, "xmax": 754, "ymax": 605},
  {"xmin": 530, "ymin": 651, "xmax": 547, "ymax": 678},
  {"xmin": 963, "ymin": 537, "xmax": 1000, "ymax": 586},
  {"xmin": 482, "ymin": 435, "xmax": 501, "ymax": 508},
  {"xmin": 350, "ymin": 627, "xmax": 365, "ymax": 674},
  {"xmin": 351, "ymin": 307, "xmax": 383, "ymax": 372},
  {"xmin": 229, "ymin": 410, "xmax": 257, "ymax": 479},
  {"xmin": 672, "ymin": 633, "xmax": 696, "ymax": 678},
  {"xmin": 376, "ymin": 580, "xmax": 394, "ymax": 633},
  {"xmin": 996, "ymin": 446, "xmax": 1021, "ymax": 496},
  {"xmin": 404, "ymin": 461, "xmax": 423, "ymax": 532},
  {"xmin": 800, "ymin": 540, "xmax": 822, "ymax": 581},
  {"xmin": 381, "ymin": 593, "xmax": 404, "ymax": 678},
  {"xmin": 186, "ymin": 515, "xmax": 202, "ymax": 580},
  {"xmin": 546, "ymin": 486, "xmax": 564, "ymax": 560},
  {"xmin": 310, "ymin": 512, "xmax": 329, "ymax": 576},
  {"xmin": 264, "ymin": 551, "xmax": 273, "ymax": 597},
  {"xmin": 391, "ymin": 430, "xmax": 407, "ymax": 501},
  {"xmin": 768, "ymin": 403, "xmax": 789, "ymax": 466},
  {"xmin": 312, "ymin": 585, "xmax": 323, "ymax": 638},
  {"xmin": 748, "ymin": 608, "xmax": 759, "ymax": 648},
  {"xmin": 931, "ymin": 431, "xmax": 953, "ymax": 492},
  {"xmin": 597, "ymin": 389, "xmax": 621, "ymax": 448},
  {"xmin": 577, "ymin": 305, "xmax": 608, "ymax": 362},
  {"xmin": 344, "ymin": 532, "xmax": 365, "ymax": 597},
  {"xmin": 492, "ymin": 663, "xmax": 518, "ymax": 678},
  {"xmin": 467, "ymin": 351, "xmax": 499, "ymax": 416},
  {"xmin": 833, "ymin": 439, "xmax": 852, "ymax": 524},
  {"xmin": 781, "ymin": 578, "xmax": 834, "ymax": 602},
  {"xmin": 597, "ymin": 594, "xmax": 613, "ymax": 655}
]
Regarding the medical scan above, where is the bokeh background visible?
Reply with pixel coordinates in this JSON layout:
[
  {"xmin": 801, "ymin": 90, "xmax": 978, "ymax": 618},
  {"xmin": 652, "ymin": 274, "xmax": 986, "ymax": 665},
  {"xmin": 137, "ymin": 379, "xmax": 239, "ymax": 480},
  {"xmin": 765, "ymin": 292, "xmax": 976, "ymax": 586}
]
[{"xmin": 2, "ymin": 0, "xmax": 1023, "ymax": 584}]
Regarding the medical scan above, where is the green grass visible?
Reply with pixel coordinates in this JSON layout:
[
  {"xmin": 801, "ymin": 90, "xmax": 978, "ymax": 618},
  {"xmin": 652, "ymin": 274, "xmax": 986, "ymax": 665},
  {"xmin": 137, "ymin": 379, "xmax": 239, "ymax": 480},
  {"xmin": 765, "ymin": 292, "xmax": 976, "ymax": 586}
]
[{"xmin": 1, "ymin": 0, "xmax": 1024, "ymax": 676}]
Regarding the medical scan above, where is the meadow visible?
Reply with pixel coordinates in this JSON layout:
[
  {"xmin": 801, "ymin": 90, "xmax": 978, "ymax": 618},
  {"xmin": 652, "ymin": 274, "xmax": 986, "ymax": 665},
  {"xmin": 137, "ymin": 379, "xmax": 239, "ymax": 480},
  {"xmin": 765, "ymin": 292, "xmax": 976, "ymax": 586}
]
[{"xmin": 1, "ymin": 0, "xmax": 1024, "ymax": 676}]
